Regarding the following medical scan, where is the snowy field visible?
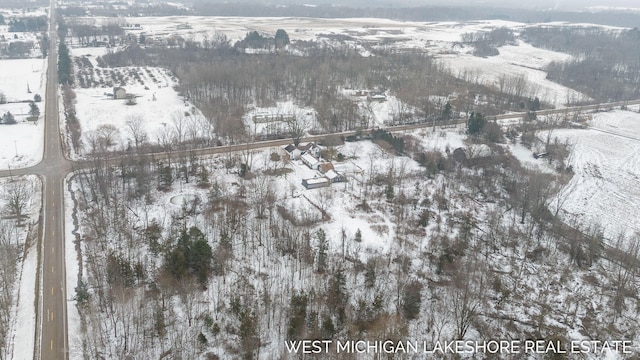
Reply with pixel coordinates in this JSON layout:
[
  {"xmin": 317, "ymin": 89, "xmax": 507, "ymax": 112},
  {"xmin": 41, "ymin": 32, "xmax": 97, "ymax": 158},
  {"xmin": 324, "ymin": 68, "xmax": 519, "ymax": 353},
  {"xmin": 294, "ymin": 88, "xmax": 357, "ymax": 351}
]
[
  {"xmin": 70, "ymin": 47, "xmax": 208, "ymax": 155},
  {"xmin": 73, "ymin": 16, "xmax": 602, "ymax": 107},
  {"xmin": 440, "ymin": 40, "xmax": 590, "ymax": 105},
  {"xmin": 551, "ymin": 110, "xmax": 640, "ymax": 240},
  {"xmin": 0, "ymin": 58, "xmax": 46, "ymax": 170}
]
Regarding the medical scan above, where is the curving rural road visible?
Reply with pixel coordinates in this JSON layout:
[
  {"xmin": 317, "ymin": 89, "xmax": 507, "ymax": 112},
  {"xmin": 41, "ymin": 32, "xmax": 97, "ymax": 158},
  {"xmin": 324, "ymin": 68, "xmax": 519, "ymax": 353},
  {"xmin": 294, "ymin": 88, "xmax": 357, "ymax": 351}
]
[{"xmin": 1, "ymin": 0, "xmax": 640, "ymax": 358}]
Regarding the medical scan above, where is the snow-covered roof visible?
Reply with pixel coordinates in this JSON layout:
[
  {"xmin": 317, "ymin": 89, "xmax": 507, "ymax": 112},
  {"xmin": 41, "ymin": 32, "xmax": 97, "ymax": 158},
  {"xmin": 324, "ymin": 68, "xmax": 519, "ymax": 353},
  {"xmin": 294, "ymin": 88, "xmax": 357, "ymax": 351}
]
[
  {"xmin": 301, "ymin": 153, "xmax": 319, "ymax": 166},
  {"xmin": 303, "ymin": 177, "xmax": 329, "ymax": 185},
  {"xmin": 325, "ymin": 170, "xmax": 339, "ymax": 180}
]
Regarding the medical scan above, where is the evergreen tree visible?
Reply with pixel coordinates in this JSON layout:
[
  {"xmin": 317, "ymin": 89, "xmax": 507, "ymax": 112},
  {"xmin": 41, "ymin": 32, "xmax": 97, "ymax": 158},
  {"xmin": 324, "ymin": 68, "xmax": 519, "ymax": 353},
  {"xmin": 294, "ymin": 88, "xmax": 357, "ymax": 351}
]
[
  {"xmin": 197, "ymin": 165, "xmax": 210, "ymax": 188},
  {"xmin": 316, "ymin": 229, "xmax": 328, "ymax": 273},
  {"xmin": 158, "ymin": 164, "xmax": 173, "ymax": 191},
  {"xmin": 28, "ymin": 101, "xmax": 40, "ymax": 120},
  {"xmin": 287, "ymin": 292, "xmax": 308, "ymax": 340},
  {"xmin": 402, "ymin": 281, "xmax": 423, "ymax": 320},
  {"xmin": 58, "ymin": 43, "xmax": 73, "ymax": 84},
  {"xmin": 385, "ymin": 184, "xmax": 395, "ymax": 201},
  {"xmin": 442, "ymin": 102, "xmax": 452, "ymax": 120},
  {"xmin": 364, "ymin": 259, "xmax": 376, "ymax": 288},
  {"xmin": 164, "ymin": 226, "xmax": 213, "ymax": 286},
  {"xmin": 2, "ymin": 111, "xmax": 16, "ymax": 125},
  {"xmin": 275, "ymin": 29, "xmax": 290, "ymax": 49},
  {"xmin": 328, "ymin": 267, "xmax": 348, "ymax": 325},
  {"xmin": 467, "ymin": 112, "xmax": 485, "ymax": 135}
]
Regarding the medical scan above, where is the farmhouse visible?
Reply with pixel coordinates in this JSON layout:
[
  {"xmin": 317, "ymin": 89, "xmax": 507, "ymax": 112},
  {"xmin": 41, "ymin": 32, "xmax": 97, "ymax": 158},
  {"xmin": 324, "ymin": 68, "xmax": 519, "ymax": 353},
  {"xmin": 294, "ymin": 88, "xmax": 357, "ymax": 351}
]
[
  {"xmin": 297, "ymin": 142, "xmax": 318, "ymax": 156},
  {"xmin": 284, "ymin": 144, "xmax": 302, "ymax": 160},
  {"xmin": 113, "ymin": 87, "xmax": 127, "ymax": 99},
  {"xmin": 302, "ymin": 177, "xmax": 330, "ymax": 189}
]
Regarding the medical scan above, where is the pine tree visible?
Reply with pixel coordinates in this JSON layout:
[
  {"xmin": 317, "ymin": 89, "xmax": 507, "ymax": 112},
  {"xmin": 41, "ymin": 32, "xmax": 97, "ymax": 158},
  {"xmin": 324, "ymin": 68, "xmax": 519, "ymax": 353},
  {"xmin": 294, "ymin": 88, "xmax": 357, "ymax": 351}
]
[
  {"xmin": 28, "ymin": 101, "xmax": 40, "ymax": 120},
  {"xmin": 467, "ymin": 112, "xmax": 485, "ymax": 135},
  {"xmin": 275, "ymin": 29, "xmax": 290, "ymax": 49},
  {"xmin": 442, "ymin": 102, "xmax": 452, "ymax": 120},
  {"xmin": 402, "ymin": 281, "xmax": 423, "ymax": 320},
  {"xmin": 2, "ymin": 111, "xmax": 16, "ymax": 125},
  {"xmin": 316, "ymin": 229, "xmax": 328, "ymax": 273},
  {"xmin": 328, "ymin": 267, "xmax": 348, "ymax": 325},
  {"xmin": 287, "ymin": 292, "xmax": 308, "ymax": 340}
]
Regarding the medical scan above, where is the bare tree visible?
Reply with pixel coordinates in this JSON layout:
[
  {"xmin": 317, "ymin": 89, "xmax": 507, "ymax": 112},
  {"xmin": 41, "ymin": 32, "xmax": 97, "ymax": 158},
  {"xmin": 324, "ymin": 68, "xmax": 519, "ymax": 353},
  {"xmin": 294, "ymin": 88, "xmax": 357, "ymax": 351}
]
[
  {"xmin": 449, "ymin": 257, "xmax": 485, "ymax": 340},
  {"xmin": 172, "ymin": 111, "xmax": 187, "ymax": 145},
  {"xmin": 125, "ymin": 115, "xmax": 147, "ymax": 151},
  {"xmin": 2, "ymin": 180, "xmax": 30, "ymax": 222},
  {"xmin": 286, "ymin": 115, "xmax": 310, "ymax": 147},
  {"xmin": 95, "ymin": 124, "xmax": 120, "ymax": 150}
]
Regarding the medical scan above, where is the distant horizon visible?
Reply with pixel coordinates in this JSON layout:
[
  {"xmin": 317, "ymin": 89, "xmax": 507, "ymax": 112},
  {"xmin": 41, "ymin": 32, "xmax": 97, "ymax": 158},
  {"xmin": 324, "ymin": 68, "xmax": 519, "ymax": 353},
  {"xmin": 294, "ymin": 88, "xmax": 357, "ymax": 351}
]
[{"xmin": 191, "ymin": 0, "xmax": 640, "ymax": 11}]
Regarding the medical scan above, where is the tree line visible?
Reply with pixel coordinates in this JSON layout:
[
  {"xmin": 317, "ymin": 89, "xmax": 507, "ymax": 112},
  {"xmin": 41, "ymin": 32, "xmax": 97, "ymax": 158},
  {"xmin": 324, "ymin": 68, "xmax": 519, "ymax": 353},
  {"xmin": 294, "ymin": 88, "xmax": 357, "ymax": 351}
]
[
  {"xmin": 95, "ymin": 40, "xmax": 535, "ymax": 146},
  {"xmin": 523, "ymin": 26, "xmax": 640, "ymax": 102}
]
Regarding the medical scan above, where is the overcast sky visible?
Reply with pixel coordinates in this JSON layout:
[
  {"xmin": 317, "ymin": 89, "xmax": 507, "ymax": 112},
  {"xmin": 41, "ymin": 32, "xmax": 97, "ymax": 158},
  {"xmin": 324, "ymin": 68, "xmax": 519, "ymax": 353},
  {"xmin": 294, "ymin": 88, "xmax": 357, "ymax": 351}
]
[
  {"xmin": 271, "ymin": 0, "xmax": 640, "ymax": 10},
  {"xmin": 454, "ymin": 0, "xmax": 640, "ymax": 9}
]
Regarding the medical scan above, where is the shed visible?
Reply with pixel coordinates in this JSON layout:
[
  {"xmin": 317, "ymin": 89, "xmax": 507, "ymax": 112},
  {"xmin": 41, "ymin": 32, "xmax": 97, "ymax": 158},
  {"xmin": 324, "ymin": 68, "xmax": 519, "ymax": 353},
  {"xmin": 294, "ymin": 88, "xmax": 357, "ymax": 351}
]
[
  {"xmin": 113, "ymin": 87, "xmax": 127, "ymax": 99},
  {"xmin": 452, "ymin": 144, "xmax": 492, "ymax": 164},
  {"xmin": 370, "ymin": 91, "xmax": 386, "ymax": 101},
  {"xmin": 325, "ymin": 170, "xmax": 346, "ymax": 183},
  {"xmin": 302, "ymin": 177, "xmax": 330, "ymax": 189},
  {"xmin": 452, "ymin": 147, "xmax": 468, "ymax": 163}
]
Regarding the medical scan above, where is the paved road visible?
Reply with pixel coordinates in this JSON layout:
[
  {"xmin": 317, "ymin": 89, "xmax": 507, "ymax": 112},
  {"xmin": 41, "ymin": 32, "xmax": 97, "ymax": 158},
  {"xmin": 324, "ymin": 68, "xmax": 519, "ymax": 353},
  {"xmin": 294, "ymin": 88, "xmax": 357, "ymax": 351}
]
[
  {"xmin": 38, "ymin": 0, "xmax": 71, "ymax": 358},
  {"xmin": 0, "ymin": 2, "xmax": 639, "ymax": 357}
]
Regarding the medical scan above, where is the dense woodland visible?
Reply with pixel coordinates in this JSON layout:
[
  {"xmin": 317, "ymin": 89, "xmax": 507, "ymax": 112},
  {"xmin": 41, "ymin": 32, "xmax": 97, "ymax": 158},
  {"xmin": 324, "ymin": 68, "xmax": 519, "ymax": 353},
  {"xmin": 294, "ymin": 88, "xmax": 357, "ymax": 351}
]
[
  {"xmin": 68, "ymin": 114, "xmax": 640, "ymax": 358},
  {"xmin": 94, "ymin": 37, "xmax": 540, "ymax": 145},
  {"xmin": 522, "ymin": 27, "xmax": 640, "ymax": 102}
]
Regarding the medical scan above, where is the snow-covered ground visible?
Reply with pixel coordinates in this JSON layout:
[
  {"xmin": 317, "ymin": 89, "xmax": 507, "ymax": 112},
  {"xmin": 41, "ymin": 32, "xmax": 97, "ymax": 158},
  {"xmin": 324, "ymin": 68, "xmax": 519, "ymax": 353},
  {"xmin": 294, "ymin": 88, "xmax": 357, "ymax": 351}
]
[
  {"xmin": 0, "ymin": 175, "xmax": 41, "ymax": 360},
  {"xmin": 410, "ymin": 125, "xmax": 467, "ymax": 153},
  {"xmin": 509, "ymin": 141, "xmax": 556, "ymax": 174},
  {"xmin": 64, "ymin": 174, "xmax": 86, "ymax": 359},
  {"xmin": 0, "ymin": 58, "xmax": 46, "ymax": 170},
  {"xmin": 551, "ymin": 110, "xmax": 640, "ymax": 240},
  {"xmin": 439, "ymin": 40, "xmax": 590, "ymax": 106},
  {"xmin": 73, "ymin": 16, "xmax": 603, "ymax": 107},
  {"xmin": 70, "ymin": 47, "xmax": 207, "ymax": 155},
  {"xmin": 245, "ymin": 101, "xmax": 317, "ymax": 137}
]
